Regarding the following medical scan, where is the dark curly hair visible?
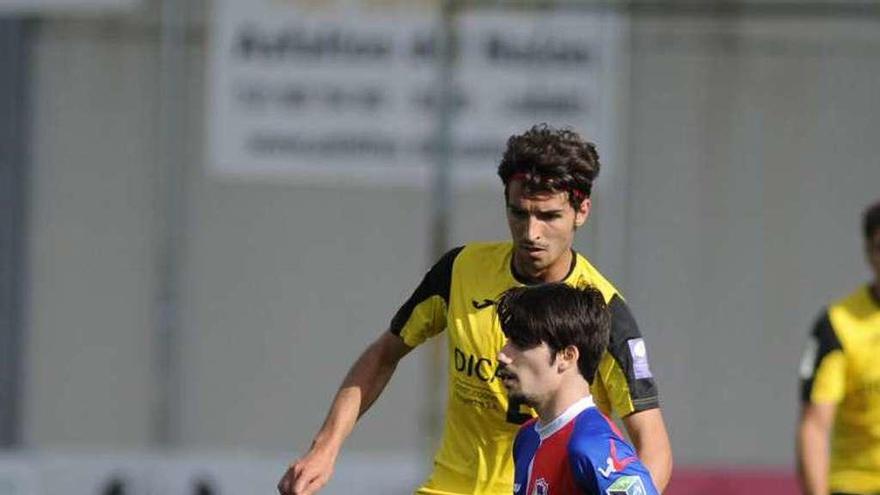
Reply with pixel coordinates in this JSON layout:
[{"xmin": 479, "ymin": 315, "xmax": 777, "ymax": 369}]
[
  {"xmin": 497, "ymin": 124, "xmax": 601, "ymax": 209},
  {"xmin": 864, "ymin": 200, "xmax": 880, "ymax": 241},
  {"xmin": 496, "ymin": 283, "xmax": 610, "ymax": 383}
]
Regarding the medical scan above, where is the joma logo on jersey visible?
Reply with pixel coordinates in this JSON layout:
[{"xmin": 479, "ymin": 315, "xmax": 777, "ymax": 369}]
[
  {"xmin": 472, "ymin": 298, "xmax": 495, "ymax": 309},
  {"xmin": 454, "ymin": 347, "xmax": 499, "ymax": 382}
]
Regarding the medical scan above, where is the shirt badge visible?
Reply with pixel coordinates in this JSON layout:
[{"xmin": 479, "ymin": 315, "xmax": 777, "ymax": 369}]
[
  {"xmin": 606, "ymin": 475, "xmax": 647, "ymax": 495},
  {"xmin": 532, "ymin": 478, "xmax": 549, "ymax": 495},
  {"xmin": 628, "ymin": 338, "xmax": 653, "ymax": 379}
]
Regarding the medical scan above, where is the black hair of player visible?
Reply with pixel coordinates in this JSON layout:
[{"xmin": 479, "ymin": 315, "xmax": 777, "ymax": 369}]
[
  {"xmin": 496, "ymin": 283, "xmax": 610, "ymax": 384},
  {"xmin": 864, "ymin": 200, "xmax": 880, "ymax": 241},
  {"xmin": 497, "ymin": 124, "xmax": 601, "ymax": 210}
]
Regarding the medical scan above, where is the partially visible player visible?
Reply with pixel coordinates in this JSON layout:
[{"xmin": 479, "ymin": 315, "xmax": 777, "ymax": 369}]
[
  {"xmin": 797, "ymin": 199, "xmax": 880, "ymax": 495},
  {"xmin": 497, "ymin": 283, "xmax": 658, "ymax": 495}
]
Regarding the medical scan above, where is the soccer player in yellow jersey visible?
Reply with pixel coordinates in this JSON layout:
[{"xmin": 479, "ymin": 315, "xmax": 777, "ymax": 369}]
[
  {"xmin": 798, "ymin": 200, "xmax": 880, "ymax": 495},
  {"xmin": 278, "ymin": 125, "xmax": 673, "ymax": 495}
]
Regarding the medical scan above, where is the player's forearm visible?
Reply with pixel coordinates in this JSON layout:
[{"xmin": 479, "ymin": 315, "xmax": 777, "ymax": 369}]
[
  {"xmin": 624, "ymin": 409, "xmax": 673, "ymax": 492},
  {"xmin": 310, "ymin": 387, "xmax": 364, "ymax": 455},
  {"xmin": 797, "ymin": 420, "xmax": 830, "ymax": 495},
  {"xmin": 311, "ymin": 336, "xmax": 402, "ymax": 452},
  {"xmin": 636, "ymin": 438, "xmax": 672, "ymax": 492}
]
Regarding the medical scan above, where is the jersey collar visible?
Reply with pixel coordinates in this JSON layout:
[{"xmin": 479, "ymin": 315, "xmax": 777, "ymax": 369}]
[{"xmin": 535, "ymin": 395, "xmax": 595, "ymax": 441}]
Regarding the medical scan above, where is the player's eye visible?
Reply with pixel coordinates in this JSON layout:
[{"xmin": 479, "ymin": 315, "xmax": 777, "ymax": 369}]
[{"xmin": 508, "ymin": 208, "xmax": 528, "ymax": 220}]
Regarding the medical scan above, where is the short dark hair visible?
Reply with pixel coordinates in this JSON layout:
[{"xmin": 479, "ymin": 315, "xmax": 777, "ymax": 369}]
[
  {"xmin": 498, "ymin": 124, "xmax": 601, "ymax": 209},
  {"xmin": 864, "ymin": 200, "xmax": 880, "ymax": 241},
  {"xmin": 496, "ymin": 283, "xmax": 610, "ymax": 383}
]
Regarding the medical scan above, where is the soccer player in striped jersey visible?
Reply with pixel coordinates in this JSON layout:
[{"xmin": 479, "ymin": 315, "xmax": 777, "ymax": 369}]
[{"xmin": 497, "ymin": 283, "xmax": 658, "ymax": 495}]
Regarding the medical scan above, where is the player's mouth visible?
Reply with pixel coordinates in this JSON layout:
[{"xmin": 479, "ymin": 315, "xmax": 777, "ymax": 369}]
[{"xmin": 518, "ymin": 244, "xmax": 547, "ymax": 258}]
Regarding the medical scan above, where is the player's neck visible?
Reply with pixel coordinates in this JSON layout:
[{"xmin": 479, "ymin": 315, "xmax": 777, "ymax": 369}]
[
  {"xmin": 543, "ymin": 249, "xmax": 575, "ymax": 283},
  {"xmin": 536, "ymin": 380, "xmax": 591, "ymax": 425}
]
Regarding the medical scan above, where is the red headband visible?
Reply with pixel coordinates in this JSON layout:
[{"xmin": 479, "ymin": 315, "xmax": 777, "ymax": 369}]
[{"xmin": 509, "ymin": 172, "xmax": 587, "ymax": 203}]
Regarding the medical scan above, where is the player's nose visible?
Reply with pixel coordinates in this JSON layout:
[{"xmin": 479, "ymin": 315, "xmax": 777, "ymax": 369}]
[
  {"xmin": 525, "ymin": 216, "xmax": 542, "ymax": 241},
  {"xmin": 497, "ymin": 342, "xmax": 513, "ymax": 364}
]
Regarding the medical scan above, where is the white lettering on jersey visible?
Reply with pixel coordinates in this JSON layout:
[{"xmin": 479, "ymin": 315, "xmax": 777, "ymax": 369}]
[{"xmin": 598, "ymin": 457, "xmax": 617, "ymax": 478}]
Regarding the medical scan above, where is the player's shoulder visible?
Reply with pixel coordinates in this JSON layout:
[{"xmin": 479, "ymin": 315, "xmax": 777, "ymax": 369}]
[
  {"xmin": 830, "ymin": 284, "xmax": 874, "ymax": 314},
  {"xmin": 808, "ymin": 304, "xmax": 836, "ymax": 341},
  {"xmin": 568, "ymin": 407, "xmax": 617, "ymax": 456},
  {"xmin": 819, "ymin": 284, "xmax": 878, "ymax": 348},
  {"xmin": 421, "ymin": 246, "xmax": 467, "ymax": 280},
  {"xmin": 516, "ymin": 417, "xmax": 539, "ymax": 439},
  {"xmin": 425, "ymin": 243, "xmax": 497, "ymax": 278},
  {"xmin": 446, "ymin": 241, "xmax": 513, "ymax": 278},
  {"xmin": 458, "ymin": 241, "xmax": 512, "ymax": 258},
  {"xmin": 513, "ymin": 418, "xmax": 540, "ymax": 453},
  {"xmin": 570, "ymin": 252, "xmax": 621, "ymax": 302},
  {"xmin": 569, "ymin": 409, "xmax": 658, "ymax": 495},
  {"xmin": 570, "ymin": 407, "xmax": 639, "ymax": 458}
]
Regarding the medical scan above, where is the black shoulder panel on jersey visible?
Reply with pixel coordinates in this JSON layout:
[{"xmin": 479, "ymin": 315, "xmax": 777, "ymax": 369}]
[
  {"xmin": 607, "ymin": 294, "xmax": 660, "ymax": 411},
  {"xmin": 389, "ymin": 246, "xmax": 464, "ymax": 336},
  {"xmin": 800, "ymin": 310, "xmax": 842, "ymax": 402}
]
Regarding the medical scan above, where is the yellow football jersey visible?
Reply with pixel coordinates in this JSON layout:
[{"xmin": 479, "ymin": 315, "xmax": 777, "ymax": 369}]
[
  {"xmin": 390, "ymin": 242, "xmax": 660, "ymax": 494},
  {"xmin": 801, "ymin": 285, "xmax": 880, "ymax": 494}
]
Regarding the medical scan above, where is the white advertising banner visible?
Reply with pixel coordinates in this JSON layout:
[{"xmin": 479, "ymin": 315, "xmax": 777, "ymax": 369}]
[
  {"xmin": 207, "ymin": 0, "xmax": 623, "ymax": 188},
  {"xmin": 0, "ymin": 0, "xmax": 139, "ymax": 14}
]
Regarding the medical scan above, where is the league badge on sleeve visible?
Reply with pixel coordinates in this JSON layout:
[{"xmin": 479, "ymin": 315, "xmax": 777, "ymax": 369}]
[
  {"xmin": 606, "ymin": 475, "xmax": 647, "ymax": 495},
  {"xmin": 627, "ymin": 338, "xmax": 653, "ymax": 379}
]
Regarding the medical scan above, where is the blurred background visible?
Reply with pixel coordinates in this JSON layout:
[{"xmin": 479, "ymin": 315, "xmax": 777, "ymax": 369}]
[{"xmin": 1, "ymin": 0, "xmax": 880, "ymax": 493}]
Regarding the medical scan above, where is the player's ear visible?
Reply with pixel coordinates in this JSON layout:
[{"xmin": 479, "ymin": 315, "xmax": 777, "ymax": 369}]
[
  {"xmin": 574, "ymin": 198, "xmax": 590, "ymax": 228},
  {"xmin": 558, "ymin": 345, "xmax": 579, "ymax": 372}
]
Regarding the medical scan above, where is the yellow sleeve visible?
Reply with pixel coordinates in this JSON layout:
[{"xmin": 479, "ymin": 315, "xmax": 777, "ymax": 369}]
[
  {"xmin": 810, "ymin": 351, "xmax": 846, "ymax": 403},
  {"xmin": 389, "ymin": 247, "xmax": 462, "ymax": 348},
  {"xmin": 394, "ymin": 295, "xmax": 448, "ymax": 348}
]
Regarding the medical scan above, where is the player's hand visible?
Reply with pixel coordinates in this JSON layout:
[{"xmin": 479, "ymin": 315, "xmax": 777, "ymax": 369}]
[{"xmin": 277, "ymin": 446, "xmax": 336, "ymax": 495}]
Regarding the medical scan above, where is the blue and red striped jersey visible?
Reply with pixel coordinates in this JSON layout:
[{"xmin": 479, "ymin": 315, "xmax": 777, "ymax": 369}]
[{"xmin": 512, "ymin": 396, "xmax": 658, "ymax": 495}]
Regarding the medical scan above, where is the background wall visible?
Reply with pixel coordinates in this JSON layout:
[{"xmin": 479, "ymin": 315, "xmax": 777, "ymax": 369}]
[
  {"xmin": 15, "ymin": 0, "xmax": 880, "ymax": 484},
  {"xmin": 625, "ymin": 16, "xmax": 880, "ymax": 464}
]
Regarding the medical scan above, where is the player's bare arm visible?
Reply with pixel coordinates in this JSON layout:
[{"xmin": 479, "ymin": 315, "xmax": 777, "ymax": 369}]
[
  {"xmin": 623, "ymin": 408, "xmax": 673, "ymax": 493},
  {"xmin": 277, "ymin": 331, "xmax": 412, "ymax": 495},
  {"xmin": 797, "ymin": 402, "xmax": 836, "ymax": 495}
]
